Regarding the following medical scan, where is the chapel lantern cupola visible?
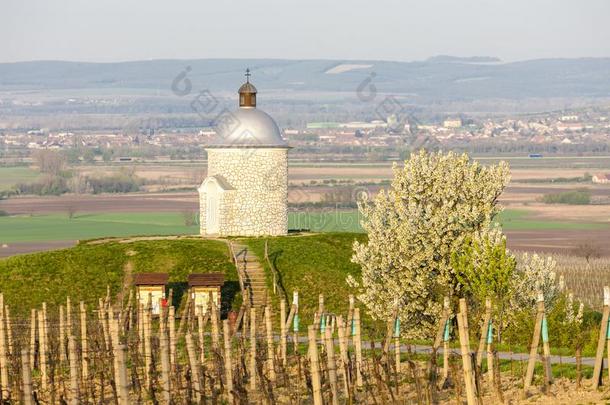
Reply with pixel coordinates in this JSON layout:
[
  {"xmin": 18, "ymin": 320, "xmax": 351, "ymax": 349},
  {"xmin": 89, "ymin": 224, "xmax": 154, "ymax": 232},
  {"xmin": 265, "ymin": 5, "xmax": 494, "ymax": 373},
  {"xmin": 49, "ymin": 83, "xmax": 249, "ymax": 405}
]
[{"xmin": 238, "ymin": 68, "xmax": 257, "ymax": 108}]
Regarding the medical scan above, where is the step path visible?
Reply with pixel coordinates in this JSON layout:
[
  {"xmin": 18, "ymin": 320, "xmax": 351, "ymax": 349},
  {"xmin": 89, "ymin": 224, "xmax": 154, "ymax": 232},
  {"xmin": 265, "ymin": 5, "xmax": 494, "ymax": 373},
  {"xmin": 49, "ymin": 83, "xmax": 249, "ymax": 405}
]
[{"xmin": 230, "ymin": 241, "xmax": 268, "ymax": 309}]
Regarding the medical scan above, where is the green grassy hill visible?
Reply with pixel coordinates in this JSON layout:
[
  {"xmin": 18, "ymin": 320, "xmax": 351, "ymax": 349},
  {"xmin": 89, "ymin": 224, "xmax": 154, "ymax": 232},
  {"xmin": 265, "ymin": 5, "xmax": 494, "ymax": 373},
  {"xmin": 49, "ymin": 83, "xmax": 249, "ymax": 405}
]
[
  {"xmin": 0, "ymin": 233, "xmax": 367, "ymax": 324},
  {"xmin": 0, "ymin": 238, "xmax": 237, "ymax": 315},
  {"xmin": 245, "ymin": 233, "xmax": 366, "ymax": 325}
]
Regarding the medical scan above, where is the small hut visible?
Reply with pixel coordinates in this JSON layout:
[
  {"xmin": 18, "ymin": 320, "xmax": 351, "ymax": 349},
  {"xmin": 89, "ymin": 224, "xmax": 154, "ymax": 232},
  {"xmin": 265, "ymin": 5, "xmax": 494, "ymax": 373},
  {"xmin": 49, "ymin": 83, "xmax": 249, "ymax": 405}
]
[
  {"xmin": 134, "ymin": 273, "xmax": 169, "ymax": 315},
  {"xmin": 188, "ymin": 273, "xmax": 225, "ymax": 315}
]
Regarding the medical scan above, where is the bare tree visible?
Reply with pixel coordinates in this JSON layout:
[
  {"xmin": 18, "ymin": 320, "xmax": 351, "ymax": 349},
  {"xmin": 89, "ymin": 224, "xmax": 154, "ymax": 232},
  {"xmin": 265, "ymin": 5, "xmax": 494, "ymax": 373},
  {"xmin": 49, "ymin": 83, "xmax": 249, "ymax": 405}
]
[
  {"xmin": 573, "ymin": 241, "xmax": 602, "ymax": 263},
  {"xmin": 67, "ymin": 205, "xmax": 77, "ymax": 220},
  {"xmin": 32, "ymin": 150, "xmax": 67, "ymax": 175}
]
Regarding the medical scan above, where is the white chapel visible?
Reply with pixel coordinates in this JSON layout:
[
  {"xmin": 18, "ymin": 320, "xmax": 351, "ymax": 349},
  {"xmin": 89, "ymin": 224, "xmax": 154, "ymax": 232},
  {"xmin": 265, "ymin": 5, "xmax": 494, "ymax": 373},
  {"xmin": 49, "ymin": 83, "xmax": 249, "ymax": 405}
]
[{"xmin": 198, "ymin": 71, "xmax": 289, "ymax": 236}]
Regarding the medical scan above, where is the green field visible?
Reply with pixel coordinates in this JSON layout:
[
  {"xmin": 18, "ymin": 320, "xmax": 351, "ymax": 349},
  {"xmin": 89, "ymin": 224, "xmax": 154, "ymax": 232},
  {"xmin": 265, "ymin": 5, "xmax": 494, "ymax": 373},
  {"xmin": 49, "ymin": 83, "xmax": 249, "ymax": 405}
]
[
  {"xmin": 495, "ymin": 209, "xmax": 608, "ymax": 231},
  {"xmin": 0, "ymin": 167, "xmax": 39, "ymax": 191},
  {"xmin": 290, "ymin": 208, "xmax": 607, "ymax": 233},
  {"xmin": 0, "ymin": 212, "xmax": 198, "ymax": 243},
  {"xmin": 0, "ymin": 209, "xmax": 606, "ymax": 244}
]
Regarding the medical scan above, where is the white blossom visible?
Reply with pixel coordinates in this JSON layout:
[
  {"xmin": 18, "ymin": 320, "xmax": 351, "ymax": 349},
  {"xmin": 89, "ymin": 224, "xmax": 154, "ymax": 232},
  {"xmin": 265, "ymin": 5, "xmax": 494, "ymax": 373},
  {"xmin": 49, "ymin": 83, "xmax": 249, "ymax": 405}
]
[
  {"xmin": 351, "ymin": 150, "xmax": 510, "ymax": 338},
  {"xmin": 511, "ymin": 253, "xmax": 559, "ymax": 312}
]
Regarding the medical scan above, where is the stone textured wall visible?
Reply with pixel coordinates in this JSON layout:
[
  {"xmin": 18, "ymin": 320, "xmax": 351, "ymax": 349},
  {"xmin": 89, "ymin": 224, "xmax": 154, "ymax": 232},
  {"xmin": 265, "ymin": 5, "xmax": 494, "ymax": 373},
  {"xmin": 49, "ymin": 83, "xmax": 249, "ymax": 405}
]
[{"xmin": 199, "ymin": 148, "xmax": 288, "ymax": 236}]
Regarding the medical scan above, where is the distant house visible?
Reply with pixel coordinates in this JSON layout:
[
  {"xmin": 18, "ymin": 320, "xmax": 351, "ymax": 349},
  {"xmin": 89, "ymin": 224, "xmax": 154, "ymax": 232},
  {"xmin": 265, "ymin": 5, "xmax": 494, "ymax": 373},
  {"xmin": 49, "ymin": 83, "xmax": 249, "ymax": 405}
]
[
  {"xmin": 592, "ymin": 174, "xmax": 610, "ymax": 184},
  {"xmin": 188, "ymin": 273, "xmax": 225, "ymax": 315},
  {"xmin": 134, "ymin": 273, "xmax": 169, "ymax": 315},
  {"xmin": 443, "ymin": 118, "xmax": 462, "ymax": 128}
]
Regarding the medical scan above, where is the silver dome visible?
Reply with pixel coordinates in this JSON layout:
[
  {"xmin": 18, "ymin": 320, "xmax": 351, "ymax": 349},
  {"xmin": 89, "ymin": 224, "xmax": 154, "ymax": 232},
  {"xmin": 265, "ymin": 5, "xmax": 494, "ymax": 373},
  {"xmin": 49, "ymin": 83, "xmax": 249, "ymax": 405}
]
[{"xmin": 208, "ymin": 107, "xmax": 289, "ymax": 148}]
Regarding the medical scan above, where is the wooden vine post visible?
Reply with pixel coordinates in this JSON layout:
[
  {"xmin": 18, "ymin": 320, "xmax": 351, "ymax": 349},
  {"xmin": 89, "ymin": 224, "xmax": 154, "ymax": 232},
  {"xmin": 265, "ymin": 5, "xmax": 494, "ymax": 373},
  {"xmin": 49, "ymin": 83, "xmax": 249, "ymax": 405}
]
[
  {"xmin": 541, "ymin": 306, "xmax": 553, "ymax": 386},
  {"xmin": 21, "ymin": 349, "xmax": 34, "ymax": 405},
  {"xmin": 197, "ymin": 311, "xmax": 205, "ymax": 364},
  {"xmin": 249, "ymin": 307, "xmax": 257, "ymax": 391},
  {"xmin": 308, "ymin": 325, "xmax": 323, "ymax": 405},
  {"xmin": 325, "ymin": 323, "xmax": 340, "ymax": 405},
  {"xmin": 394, "ymin": 315, "xmax": 401, "ymax": 373},
  {"xmin": 185, "ymin": 333, "xmax": 201, "ymax": 403},
  {"xmin": 336, "ymin": 315, "xmax": 350, "ymax": 395},
  {"xmin": 109, "ymin": 307, "xmax": 123, "ymax": 395},
  {"xmin": 211, "ymin": 297, "xmax": 220, "ymax": 352},
  {"xmin": 38, "ymin": 306, "xmax": 48, "ymax": 395},
  {"xmin": 476, "ymin": 298, "xmax": 492, "ymax": 368},
  {"xmin": 353, "ymin": 307, "xmax": 363, "ymax": 387},
  {"xmin": 137, "ymin": 302, "xmax": 144, "ymax": 354},
  {"xmin": 223, "ymin": 319, "xmax": 234, "ymax": 403},
  {"xmin": 168, "ymin": 306, "xmax": 176, "ymax": 370},
  {"xmin": 280, "ymin": 299, "xmax": 287, "ymax": 365},
  {"xmin": 59, "ymin": 305, "xmax": 66, "ymax": 363},
  {"xmin": 485, "ymin": 313, "xmax": 495, "ymax": 386},
  {"xmin": 68, "ymin": 335, "xmax": 80, "ymax": 405},
  {"xmin": 159, "ymin": 320, "xmax": 171, "ymax": 405},
  {"xmin": 293, "ymin": 291, "xmax": 300, "ymax": 354},
  {"xmin": 144, "ymin": 295, "xmax": 152, "ymax": 389},
  {"xmin": 593, "ymin": 286, "xmax": 610, "ymax": 389},
  {"xmin": 0, "ymin": 298, "xmax": 9, "ymax": 401},
  {"xmin": 430, "ymin": 297, "xmax": 450, "ymax": 383},
  {"xmin": 315, "ymin": 294, "xmax": 324, "ymax": 331},
  {"xmin": 524, "ymin": 293, "xmax": 553, "ymax": 393},
  {"xmin": 66, "ymin": 296, "xmax": 73, "ymax": 346},
  {"xmin": 4, "ymin": 307, "xmax": 12, "ymax": 357},
  {"xmin": 80, "ymin": 301, "xmax": 89, "ymax": 383},
  {"xmin": 116, "ymin": 344, "xmax": 130, "ymax": 405},
  {"xmin": 285, "ymin": 302, "xmax": 296, "ymax": 356},
  {"xmin": 29, "ymin": 309, "xmax": 36, "ymax": 370},
  {"xmin": 264, "ymin": 305, "xmax": 276, "ymax": 382},
  {"xmin": 457, "ymin": 298, "xmax": 478, "ymax": 405}
]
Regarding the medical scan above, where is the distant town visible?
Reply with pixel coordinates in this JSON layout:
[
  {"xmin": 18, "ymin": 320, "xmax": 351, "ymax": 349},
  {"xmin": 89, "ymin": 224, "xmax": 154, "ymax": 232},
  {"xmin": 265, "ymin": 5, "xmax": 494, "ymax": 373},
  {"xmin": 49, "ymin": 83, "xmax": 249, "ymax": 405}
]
[{"xmin": 1, "ymin": 107, "xmax": 609, "ymax": 163}]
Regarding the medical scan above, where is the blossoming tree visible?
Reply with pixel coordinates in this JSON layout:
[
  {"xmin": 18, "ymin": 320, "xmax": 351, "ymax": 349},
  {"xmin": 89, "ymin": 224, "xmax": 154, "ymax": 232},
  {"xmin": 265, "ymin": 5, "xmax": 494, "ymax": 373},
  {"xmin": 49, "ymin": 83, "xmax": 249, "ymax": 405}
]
[{"xmin": 349, "ymin": 150, "xmax": 510, "ymax": 338}]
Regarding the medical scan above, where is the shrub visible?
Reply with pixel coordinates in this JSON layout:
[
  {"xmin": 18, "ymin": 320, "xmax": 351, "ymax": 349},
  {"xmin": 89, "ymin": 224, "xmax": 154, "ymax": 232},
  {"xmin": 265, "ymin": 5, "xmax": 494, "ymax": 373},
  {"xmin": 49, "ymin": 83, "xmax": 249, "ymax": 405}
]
[
  {"xmin": 541, "ymin": 190, "xmax": 591, "ymax": 205},
  {"xmin": 15, "ymin": 175, "xmax": 69, "ymax": 196},
  {"xmin": 88, "ymin": 175, "xmax": 142, "ymax": 194}
]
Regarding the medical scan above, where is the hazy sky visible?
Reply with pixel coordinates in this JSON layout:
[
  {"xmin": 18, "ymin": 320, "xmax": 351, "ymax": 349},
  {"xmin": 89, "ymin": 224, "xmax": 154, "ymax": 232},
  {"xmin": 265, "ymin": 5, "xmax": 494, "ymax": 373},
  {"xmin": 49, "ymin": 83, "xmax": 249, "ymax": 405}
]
[{"xmin": 2, "ymin": 0, "xmax": 609, "ymax": 63}]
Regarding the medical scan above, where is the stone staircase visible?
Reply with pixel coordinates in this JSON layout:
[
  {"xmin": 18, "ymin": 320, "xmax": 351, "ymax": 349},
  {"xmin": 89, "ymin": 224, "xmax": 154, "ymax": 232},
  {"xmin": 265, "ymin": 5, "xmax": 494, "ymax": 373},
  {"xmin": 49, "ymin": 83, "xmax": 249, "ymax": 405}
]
[{"xmin": 229, "ymin": 241, "xmax": 268, "ymax": 308}]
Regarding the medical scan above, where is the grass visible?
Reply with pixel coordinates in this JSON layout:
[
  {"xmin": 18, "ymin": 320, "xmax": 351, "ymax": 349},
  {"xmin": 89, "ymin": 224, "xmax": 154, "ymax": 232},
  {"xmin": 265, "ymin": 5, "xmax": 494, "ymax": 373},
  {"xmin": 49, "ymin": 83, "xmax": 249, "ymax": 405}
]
[
  {"xmin": 0, "ymin": 239, "xmax": 237, "ymax": 316},
  {"xmin": 0, "ymin": 167, "xmax": 39, "ymax": 191},
  {"xmin": 244, "ymin": 233, "xmax": 369, "ymax": 326}
]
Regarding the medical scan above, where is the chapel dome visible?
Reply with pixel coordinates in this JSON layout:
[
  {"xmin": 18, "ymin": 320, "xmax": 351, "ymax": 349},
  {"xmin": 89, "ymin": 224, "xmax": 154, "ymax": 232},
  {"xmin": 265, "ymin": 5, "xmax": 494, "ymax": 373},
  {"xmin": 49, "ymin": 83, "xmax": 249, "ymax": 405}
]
[
  {"xmin": 208, "ymin": 69, "xmax": 288, "ymax": 148},
  {"xmin": 211, "ymin": 107, "xmax": 288, "ymax": 147}
]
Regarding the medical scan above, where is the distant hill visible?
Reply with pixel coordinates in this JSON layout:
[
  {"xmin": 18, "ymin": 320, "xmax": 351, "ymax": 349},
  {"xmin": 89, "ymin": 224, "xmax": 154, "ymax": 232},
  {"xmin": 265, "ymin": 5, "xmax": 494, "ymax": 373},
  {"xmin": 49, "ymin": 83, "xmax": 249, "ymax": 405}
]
[
  {"xmin": 426, "ymin": 55, "xmax": 502, "ymax": 63},
  {"xmin": 1, "ymin": 57, "xmax": 609, "ymax": 100}
]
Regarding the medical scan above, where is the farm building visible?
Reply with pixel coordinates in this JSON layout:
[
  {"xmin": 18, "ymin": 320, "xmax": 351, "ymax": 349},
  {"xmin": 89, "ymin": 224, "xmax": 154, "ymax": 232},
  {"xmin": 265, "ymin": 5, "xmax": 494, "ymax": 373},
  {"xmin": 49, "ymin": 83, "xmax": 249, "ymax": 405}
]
[
  {"xmin": 592, "ymin": 173, "xmax": 610, "ymax": 184},
  {"xmin": 198, "ymin": 70, "xmax": 290, "ymax": 236},
  {"xmin": 188, "ymin": 273, "xmax": 225, "ymax": 315},
  {"xmin": 134, "ymin": 273, "xmax": 168, "ymax": 315}
]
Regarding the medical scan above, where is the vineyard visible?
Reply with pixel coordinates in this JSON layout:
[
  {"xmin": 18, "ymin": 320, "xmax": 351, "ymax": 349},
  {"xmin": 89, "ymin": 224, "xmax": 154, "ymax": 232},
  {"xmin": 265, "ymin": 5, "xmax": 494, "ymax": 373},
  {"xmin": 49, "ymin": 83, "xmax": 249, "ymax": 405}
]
[
  {"xmin": 555, "ymin": 255, "xmax": 610, "ymax": 308},
  {"xmin": 0, "ymin": 282, "xmax": 609, "ymax": 405}
]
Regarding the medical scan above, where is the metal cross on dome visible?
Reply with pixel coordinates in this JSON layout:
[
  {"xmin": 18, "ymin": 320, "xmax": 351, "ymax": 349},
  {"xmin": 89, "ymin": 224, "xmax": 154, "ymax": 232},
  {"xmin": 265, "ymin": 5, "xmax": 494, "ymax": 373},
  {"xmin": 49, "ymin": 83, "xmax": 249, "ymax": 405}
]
[{"xmin": 245, "ymin": 68, "xmax": 251, "ymax": 82}]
